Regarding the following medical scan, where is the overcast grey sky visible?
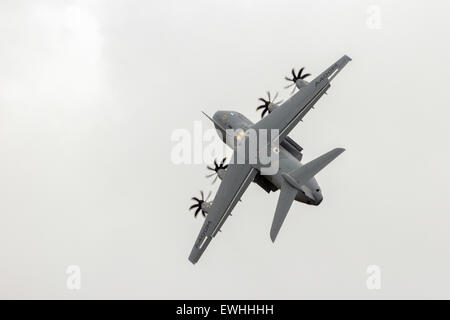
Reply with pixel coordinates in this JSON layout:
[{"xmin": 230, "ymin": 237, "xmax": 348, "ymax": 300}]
[{"xmin": 1, "ymin": 0, "xmax": 450, "ymax": 299}]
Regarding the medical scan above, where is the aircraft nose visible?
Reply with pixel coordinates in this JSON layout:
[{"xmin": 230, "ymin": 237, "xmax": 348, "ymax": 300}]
[{"xmin": 213, "ymin": 111, "xmax": 226, "ymax": 122}]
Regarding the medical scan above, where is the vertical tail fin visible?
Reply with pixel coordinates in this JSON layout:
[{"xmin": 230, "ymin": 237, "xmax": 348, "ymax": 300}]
[{"xmin": 270, "ymin": 182, "xmax": 298, "ymax": 242}]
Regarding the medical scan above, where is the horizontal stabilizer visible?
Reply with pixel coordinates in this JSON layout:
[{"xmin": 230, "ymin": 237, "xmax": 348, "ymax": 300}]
[{"xmin": 285, "ymin": 148, "xmax": 345, "ymax": 188}]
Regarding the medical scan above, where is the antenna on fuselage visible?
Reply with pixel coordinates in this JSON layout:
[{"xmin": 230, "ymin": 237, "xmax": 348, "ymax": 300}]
[{"xmin": 201, "ymin": 111, "xmax": 225, "ymax": 131}]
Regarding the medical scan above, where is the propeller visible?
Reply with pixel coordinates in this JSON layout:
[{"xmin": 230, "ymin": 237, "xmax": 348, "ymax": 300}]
[
  {"xmin": 284, "ymin": 67, "xmax": 311, "ymax": 94},
  {"xmin": 206, "ymin": 157, "xmax": 228, "ymax": 184},
  {"xmin": 256, "ymin": 91, "xmax": 283, "ymax": 118},
  {"xmin": 189, "ymin": 190, "xmax": 212, "ymax": 218}
]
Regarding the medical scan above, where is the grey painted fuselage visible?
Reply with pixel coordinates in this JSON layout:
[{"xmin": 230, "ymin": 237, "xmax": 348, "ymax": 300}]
[{"xmin": 212, "ymin": 110, "xmax": 323, "ymax": 205}]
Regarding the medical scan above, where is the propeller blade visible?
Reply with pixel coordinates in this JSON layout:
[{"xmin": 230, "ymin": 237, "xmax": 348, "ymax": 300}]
[
  {"xmin": 298, "ymin": 67, "xmax": 304, "ymax": 78},
  {"xmin": 284, "ymin": 83, "xmax": 294, "ymax": 89},
  {"xmin": 261, "ymin": 108, "xmax": 268, "ymax": 118},
  {"xmin": 256, "ymin": 105, "xmax": 266, "ymax": 111},
  {"xmin": 273, "ymin": 92, "xmax": 278, "ymax": 102},
  {"xmin": 301, "ymin": 73, "xmax": 311, "ymax": 79},
  {"xmin": 291, "ymin": 86, "xmax": 296, "ymax": 94},
  {"xmin": 190, "ymin": 190, "xmax": 210, "ymax": 218}
]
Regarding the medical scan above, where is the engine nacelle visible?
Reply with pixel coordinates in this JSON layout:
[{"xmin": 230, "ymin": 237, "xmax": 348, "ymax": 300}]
[
  {"xmin": 268, "ymin": 103, "xmax": 279, "ymax": 113},
  {"xmin": 295, "ymin": 79, "xmax": 309, "ymax": 90},
  {"xmin": 201, "ymin": 201, "xmax": 213, "ymax": 213},
  {"xmin": 217, "ymin": 168, "xmax": 226, "ymax": 180}
]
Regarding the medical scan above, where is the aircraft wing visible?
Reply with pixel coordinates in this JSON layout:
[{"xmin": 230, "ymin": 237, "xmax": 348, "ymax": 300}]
[
  {"xmin": 188, "ymin": 161, "xmax": 257, "ymax": 264},
  {"xmin": 253, "ymin": 55, "xmax": 351, "ymax": 144}
]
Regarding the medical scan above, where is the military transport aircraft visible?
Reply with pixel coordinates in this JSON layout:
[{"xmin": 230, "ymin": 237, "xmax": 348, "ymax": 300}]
[{"xmin": 188, "ymin": 55, "xmax": 351, "ymax": 264}]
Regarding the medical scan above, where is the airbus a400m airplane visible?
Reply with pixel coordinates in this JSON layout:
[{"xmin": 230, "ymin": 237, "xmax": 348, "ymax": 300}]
[{"xmin": 188, "ymin": 55, "xmax": 351, "ymax": 264}]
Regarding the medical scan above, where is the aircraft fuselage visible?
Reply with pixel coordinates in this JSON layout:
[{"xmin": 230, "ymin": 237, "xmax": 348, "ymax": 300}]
[{"xmin": 212, "ymin": 110, "xmax": 323, "ymax": 205}]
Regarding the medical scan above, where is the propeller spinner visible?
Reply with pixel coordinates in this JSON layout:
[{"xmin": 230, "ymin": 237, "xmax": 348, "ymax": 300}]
[
  {"xmin": 206, "ymin": 157, "xmax": 228, "ymax": 184},
  {"xmin": 284, "ymin": 67, "xmax": 311, "ymax": 94},
  {"xmin": 256, "ymin": 91, "xmax": 283, "ymax": 118},
  {"xmin": 189, "ymin": 190, "xmax": 212, "ymax": 218}
]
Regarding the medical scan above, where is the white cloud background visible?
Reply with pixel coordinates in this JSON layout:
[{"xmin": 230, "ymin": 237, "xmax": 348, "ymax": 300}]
[{"xmin": 0, "ymin": 0, "xmax": 449, "ymax": 298}]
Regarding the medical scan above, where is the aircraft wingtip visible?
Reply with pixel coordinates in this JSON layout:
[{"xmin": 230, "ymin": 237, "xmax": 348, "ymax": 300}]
[
  {"xmin": 188, "ymin": 253, "xmax": 198, "ymax": 265},
  {"xmin": 270, "ymin": 231, "xmax": 278, "ymax": 243}
]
